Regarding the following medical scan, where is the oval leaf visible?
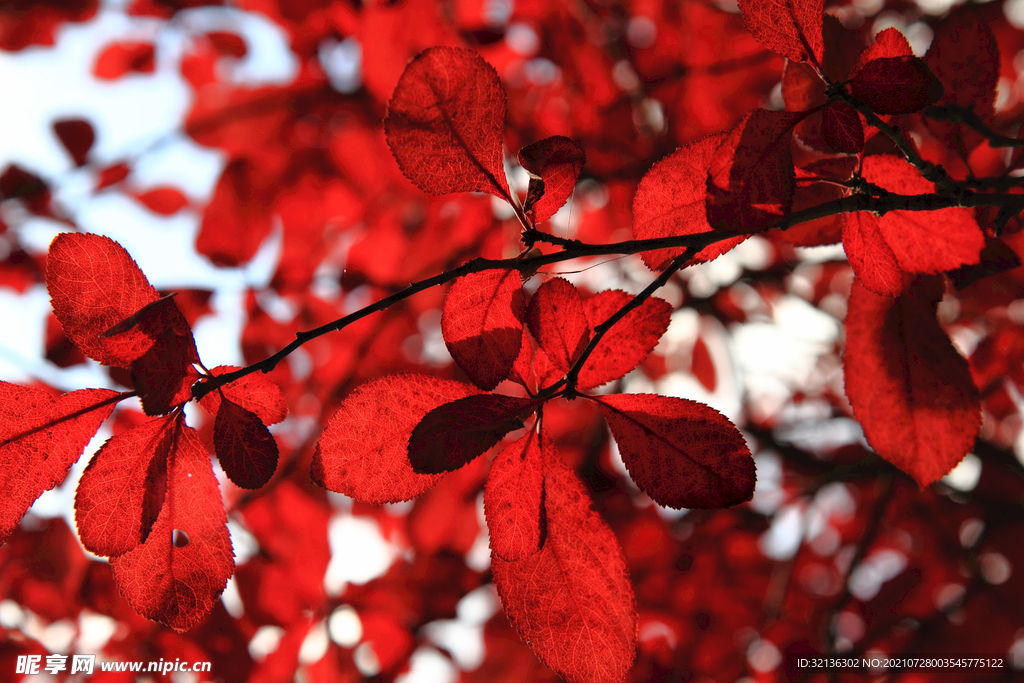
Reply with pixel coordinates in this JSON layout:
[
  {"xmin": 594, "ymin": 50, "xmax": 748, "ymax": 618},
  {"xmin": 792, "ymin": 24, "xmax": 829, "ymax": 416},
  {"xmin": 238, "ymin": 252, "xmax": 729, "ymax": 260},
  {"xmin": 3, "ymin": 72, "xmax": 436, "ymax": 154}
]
[
  {"xmin": 738, "ymin": 0, "xmax": 824, "ymax": 64},
  {"xmin": 525, "ymin": 277, "xmax": 590, "ymax": 373},
  {"xmin": 492, "ymin": 447, "xmax": 636, "ymax": 683},
  {"xmin": 848, "ymin": 56, "xmax": 942, "ymax": 115},
  {"xmin": 384, "ymin": 47, "xmax": 511, "ymax": 201},
  {"xmin": 842, "ymin": 211, "xmax": 904, "ymax": 297},
  {"xmin": 213, "ymin": 397, "xmax": 279, "ymax": 489},
  {"xmin": 484, "ymin": 430, "xmax": 545, "ymax": 561},
  {"xmin": 311, "ymin": 374, "xmax": 479, "ymax": 503},
  {"xmin": 198, "ymin": 365, "xmax": 288, "ymax": 425},
  {"xmin": 518, "ymin": 136, "xmax": 586, "ymax": 223},
  {"xmin": 441, "ymin": 269, "xmax": 526, "ymax": 390},
  {"xmin": 578, "ymin": 291, "xmax": 672, "ymax": 390},
  {"xmin": 595, "ymin": 393, "xmax": 755, "ymax": 509}
]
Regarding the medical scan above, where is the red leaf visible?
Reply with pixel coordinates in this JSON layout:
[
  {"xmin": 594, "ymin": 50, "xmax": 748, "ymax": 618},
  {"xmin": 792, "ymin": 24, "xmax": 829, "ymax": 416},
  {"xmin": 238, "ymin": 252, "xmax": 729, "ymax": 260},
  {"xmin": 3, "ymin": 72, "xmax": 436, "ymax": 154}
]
[
  {"xmin": 484, "ymin": 430, "xmax": 545, "ymax": 561},
  {"xmin": 862, "ymin": 155, "xmax": 984, "ymax": 273},
  {"xmin": 46, "ymin": 232, "xmax": 159, "ymax": 367},
  {"xmin": 132, "ymin": 187, "xmax": 189, "ymax": 215},
  {"xmin": 526, "ymin": 277, "xmax": 590, "ymax": 373},
  {"xmin": 518, "ymin": 136, "xmax": 586, "ymax": 223},
  {"xmin": 196, "ymin": 159, "xmax": 275, "ymax": 267},
  {"xmin": 820, "ymin": 102, "xmax": 863, "ymax": 153},
  {"xmin": 851, "ymin": 27, "xmax": 914, "ymax": 67},
  {"xmin": 947, "ymin": 238, "xmax": 1023, "ymax": 290},
  {"xmin": 632, "ymin": 133, "xmax": 746, "ymax": 270},
  {"xmin": 508, "ymin": 331, "xmax": 536, "ymax": 392},
  {"xmin": 198, "ymin": 365, "xmax": 287, "ymax": 426},
  {"xmin": 110, "ymin": 418, "xmax": 233, "ymax": 632},
  {"xmin": 96, "ymin": 162, "xmax": 130, "ymax": 190},
  {"xmin": 408, "ymin": 394, "xmax": 538, "ymax": 474},
  {"xmin": 737, "ymin": 0, "xmax": 823, "ymax": 64},
  {"xmin": 384, "ymin": 47, "xmax": 511, "ymax": 201},
  {"xmin": 594, "ymin": 393, "xmax": 755, "ymax": 509},
  {"xmin": 311, "ymin": 374, "xmax": 479, "ymax": 503},
  {"xmin": 844, "ymin": 277, "xmax": 981, "ymax": 486},
  {"xmin": 577, "ymin": 291, "xmax": 672, "ymax": 390},
  {"xmin": 75, "ymin": 416, "xmax": 177, "ymax": 557},
  {"xmin": 94, "ymin": 41, "xmax": 156, "ymax": 80},
  {"xmin": 924, "ymin": 12, "xmax": 999, "ymax": 130},
  {"xmin": 492, "ymin": 446, "xmax": 636, "ymax": 683},
  {"xmin": 441, "ymin": 269, "xmax": 526, "ymax": 391},
  {"xmin": 213, "ymin": 398, "xmax": 279, "ymax": 489},
  {"xmin": 52, "ymin": 118, "xmax": 95, "ymax": 167},
  {"xmin": 848, "ymin": 56, "xmax": 942, "ymax": 115},
  {"xmin": 842, "ymin": 212, "xmax": 903, "ymax": 297},
  {"xmin": 706, "ymin": 109, "xmax": 803, "ymax": 234},
  {"xmin": 0, "ymin": 385, "xmax": 119, "ymax": 544},
  {"xmin": 205, "ymin": 31, "xmax": 247, "ymax": 58},
  {"xmin": 691, "ymin": 337, "xmax": 717, "ymax": 393}
]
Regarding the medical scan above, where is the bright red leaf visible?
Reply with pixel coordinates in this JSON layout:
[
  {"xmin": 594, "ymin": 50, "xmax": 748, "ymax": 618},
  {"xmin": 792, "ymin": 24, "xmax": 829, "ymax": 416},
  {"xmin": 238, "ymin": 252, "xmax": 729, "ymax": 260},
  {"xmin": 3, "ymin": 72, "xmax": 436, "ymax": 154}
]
[
  {"xmin": 852, "ymin": 27, "xmax": 914, "ymax": 66},
  {"xmin": 133, "ymin": 187, "xmax": 189, "ymax": 215},
  {"xmin": 492, "ymin": 445, "xmax": 636, "ymax": 683},
  {"xmin": 311, "ymin": 374, "xmax": 479, "ymax": 503},
  {"xmin": 706, "ymin": 109, "xmax": 804, "ymax": 234},
  {"xmin": 691, "ymin": 336, "xmax": 717, "ymax": 393},
  {"xmin": 0, "ymin": 385, "xmax": 119, "ymax": 544},
  {"xmin": 213, "ymin": 398, "xmax": 279, "ymax": 489},
  {"xmin": 842, "ymin": 211, "xmax": 903, "ymax": 297},
  {"xmin": 632, "ymin": 133, "xmax": 746, "ymax": 269},
  {"xmin": 75, "ymin": 415, "xmax": 177, "ymax": 558},
  {"xmin": 484, "ymin": 429, "xmax": 545, "ymax": 561},
  {"xmin": 384, "ymin": 47, "xmax": 512, "ymax": 201},
  {"xmin": 844, "ymin": 276, "xmax": 981, "ymax": 486},
  {"xmin": 198, "ymin": 365, "xmax": 288, "ymax": 426},
  {"xmin": 407, "ymin": 394, "xmax": 538, "ymax": 474},
  {"xmin": 526, "ymin": 277, "xmax": 590, "ymax": 373},
  {"xmin": 594, "ymin": 393, "xmax": 755, "ymax": 509},
  {"xmin": 53, "ymin": 118, "xmax": 95, "ymax": 167},
  {"xmin": 110, "ymin": 417, "xmax": 233, "ymax": 632},
  {"xmin": 93, "ymin": 41, "xmax": 156, "ymax": 79},
  {"xmin": 577, "ymin": 291, "xmax": 672, "ymax": 390},
  {"xmin": 441, "ymin": 269, "xmax": 527, "ymax": 391},
  {"xmin": 518, "ymin": 136, "xmax": 586, "ymax": 223},
  {"xmin": 737, "ymin": 0, "xmax": 824, "ymax": 65}
]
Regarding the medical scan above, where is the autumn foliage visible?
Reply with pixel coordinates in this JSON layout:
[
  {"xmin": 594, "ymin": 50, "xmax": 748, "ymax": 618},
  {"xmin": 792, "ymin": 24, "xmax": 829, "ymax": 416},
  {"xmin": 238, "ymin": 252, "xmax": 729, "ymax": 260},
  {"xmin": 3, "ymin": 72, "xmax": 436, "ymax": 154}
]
[{"xmin": 2, "ymin": 0, "xmax": 1024, "ymax": 681}]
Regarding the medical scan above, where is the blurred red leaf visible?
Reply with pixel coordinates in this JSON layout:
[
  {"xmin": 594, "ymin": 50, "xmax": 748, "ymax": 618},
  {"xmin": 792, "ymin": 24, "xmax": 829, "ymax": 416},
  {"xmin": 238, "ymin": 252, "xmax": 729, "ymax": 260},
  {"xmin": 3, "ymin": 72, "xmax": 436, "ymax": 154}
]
[
  {"xmin": 196, "ymin": 159, "xmax": 275, "ymax": 267},
  {"xmin": 384, "ymin": 47, "xmax": 512, "ymax": 201},
  {"xmin": 492, "ymin": 444, "xmax": 636, "ymax": 683},
  {"xmin": 738, "ymin": 0, "xmax": 823, "ymax": 64},
  {"xmin": 96, "ymin": 162, "xmax": 130, "ymax": 190},
  {"xmin": 518, "ymin": 136, "xmax": 586, "ymax": 223},
  {"xmin": 526, "ymin": 277, "xmax": 590, "ymax": 373},
  {"xmin": 633, "ymin": 133, "xmax": 746, "ymax": 269},
  {"xmin": 595, "ymin": 393, "xmax": 755, "ymax": 509},
  {"xmin": 110, "ymin": 417, "xmax": 233, "ymax": 631},
  {"xmin": 205, "ymin": 31, "xmax": 246, "ymax": 58},
  {"xmin": 94, "ymin": 41, "xmax": 156, "ymax": 79},
  {"xmin": 198, "ymin": 365, "xmax": 287, "ymax": 425},
  {"xmin": 578, "ymin": 291, "xmax": 672, "ymax": 390},
  {"xmin": 311, "ymin": 374, "xmax": 479, "ymax": 503},
  {"xmin": 484, "ymin": 429, "xmax": 545, "ymax": 561},
  {"xmin": 442, "ymin": 269, "xmax": 526, "ymax": 391},
  {"xmin": 408, "ymin": 394, "xmax": 538, "ymax": 474},
  {"xmin": 53, "ymin": 118, "xmax": 95, "ymax": 167},
  {"xmin": 691, "ymin": 336, "xmax": 716, "ymax": 393},
  {"xmin": 133, "ymin": 187, "xmax": 189, "ymax": 215},
  {"xmin": 844, "ymin": 276, "xmax": 981, "ymax": 486},
  {"xmin": 213, "ymin": 398, "xmax": 279, "ymax": 489},
  {"xmin": 0, "ymin": 385, "xmax": 119, "ymax": 544}
]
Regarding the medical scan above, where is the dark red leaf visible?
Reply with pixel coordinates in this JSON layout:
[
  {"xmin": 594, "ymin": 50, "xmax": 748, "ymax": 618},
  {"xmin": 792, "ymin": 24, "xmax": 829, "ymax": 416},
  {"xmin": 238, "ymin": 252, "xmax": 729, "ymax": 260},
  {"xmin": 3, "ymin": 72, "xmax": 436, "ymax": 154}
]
[
  {"xmin": 526, "ymin": 277, "xmax": 590, "ymax": 373},
  {"xmin": 737, "ymin": 0, "xmax": 823, "ymax": 64},
  {"xmin": 848, "ymin": 56, "xmax": 942, "ymax": 115},
  {"xmin": 492, "ymin": 445, "xmax": 636, "ymax": 683},
  {"xmin": 110, "ymin": 418, "xmax": 233, "ymax": 632},
  {"xmin": 851, "ymin": 27, "xmax": 914, "ymax": 67},
  {"xmin": 844, "ymin": 276, "xmax": 981, "ymax": 486},
  {"xmin": 923, "ymin": 12, "xmax": 999, "ymax": 131},
  {"xmin": 862, "ymin": 155, "xmax": 984, "ymax": 273},
  {"xmin": 75, "ymin": 415, "xmax": 177, "ymax": 557},
  {"xmin": 484, "ymin": 429, "xmax": 545, "ymax": 561},
  {"xmin": 132, "ymin": 187, "xmax": 189, "ymax": 215},
  {"xmin": 213, "ymin": 398, "xmax": 279, "ymax": 489},
  {"xmin": 706, "ymin": 109, "xmax": 803, "ymax": 234},
  {"xmin": 311, "ymin": 374, "xmax": 479, "ymax": 503},
  {"xmin": 52, "ymin": 118, "xmax": 95, "ymax": 167},
  {"xmin": 691, "ymin": 336, "xmax": 716, "ymax": 393},
  {"xmin": 205, "ymin": 31, "xmax": 247, "ymax": 58},
  {"xmin": 578, "ymin": 291, "xmax": 672, "ymax": 390},
  {"xmin": 632, "ymin": 133, "xmax": 746, "ymax": 270},
  {"xmin": 594, "ymin": 393, "xmax": 755, "ymax": 509},
  {"xmin": 820, "ymin": 102, "xmax": 863, "ymax": 153},
  {"xmin": 384, "ymin": 47, "xmax": 512, "ymax": 201},
  {"xmin": 198, "ymin": 365, "xmax": 287, "ymax": 426},
  {"xmin": 93, "ymin": 41, "xmax": 156, "ymax": 80},
  {"xmin": 518, "ymin": 136, "xmax": 586, "ymax": 223},
  {"xmin": 842, "ymin": 211, "xmax": 903, "ymax": 297},
  {"xmin": 508, "ymin": 330, "xmax": 536, "ymax": 392},
  {"xmin": 947, "ymin": 238, "xmax": 1023, "ymax": 290},
  {"xmin": 441, "ymin": 269, "xmax": 526, "ymax": 391},
  {"xmin": 408, "ymin": 394, "xmax": 538, "ymax": 474},
  {"xmin": 0, "ymin": 385, "xmax": 119, "ymax": 544}
]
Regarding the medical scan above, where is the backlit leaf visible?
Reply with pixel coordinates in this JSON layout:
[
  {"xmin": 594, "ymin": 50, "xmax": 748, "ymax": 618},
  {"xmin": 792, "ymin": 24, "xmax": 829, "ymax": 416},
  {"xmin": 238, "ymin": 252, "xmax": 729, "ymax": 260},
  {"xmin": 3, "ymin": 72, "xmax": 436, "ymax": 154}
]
[
  {"xmin": 492, "ymin": 445, "xmax": 636, "ymax": 683},
  {"xmin": 53, "ymin": 118, "xmax": 95, "ymax": 167},
  {"xmin": 578, "ymin": 291, "xmax": 672, "ymax": 390},
  {"xmin": 484, "ymin": 429, "xmax": 545, "ymax": 561},
  {"xmin": 738, "ymin": 0, "xmax": 824, "ymax": 64},
  {"xmin": 311, "ymin": 374, "xmax": 479, "ymax": 503},
  {"xmin": 198, "ymin": 365, "xmax": 288, "ymax": 426},
  {"xmin": 93, "ymin": 41, "xmax": 155, "ymax": 80},
  {"xmin": 441, "ymin": 269, "xmax": 526, "ymax": 391},
  {"xmin": 820, "ymin": 102, "xmax": 863, "ymax": 153},
  {"xmin": 844, "ymin": 276, "xmax": 981, "ymax": 486},
  {"xmin": 518, "ymin": 136, "xmax": 586, "ymax": 223},
  {"xmin": 384, "ymin": 47, "xmax": 511, "ymax": 201},
  {"xmin": 0, "ymin": 385, "xmax": 119, "ymax": 545},
  {"xmin": 842, "ymin": 211, "xmax": 903, "ymax": 297},
  {"xmin": 132, "ymin": 187, "xmax": 189, "ymax": 215},
  {"xmin": 848, "ymin": 56, "xmax": 942, "ymax": 115},
  {"xmin": 213, "ymin": 398, "xmax": 279, "ymax": 489},
  {"xmin": 924, "ymin": 11, "xmax": 999, "ymax": 135},
  {"xmin": 526, "ymin": 277, "xmax": 590, "ymax": 373},
  {"xmin": 595, "ymin": 393, "xmax": 755, "ymax": 509}
]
